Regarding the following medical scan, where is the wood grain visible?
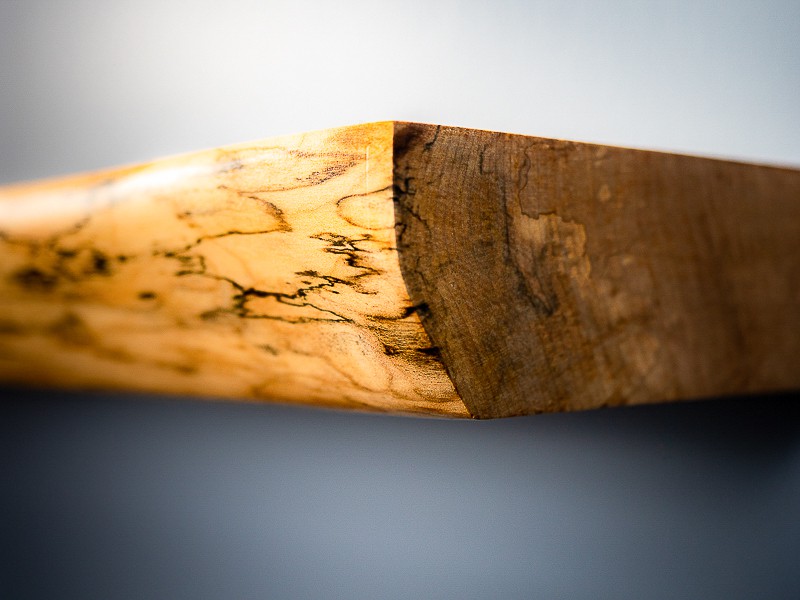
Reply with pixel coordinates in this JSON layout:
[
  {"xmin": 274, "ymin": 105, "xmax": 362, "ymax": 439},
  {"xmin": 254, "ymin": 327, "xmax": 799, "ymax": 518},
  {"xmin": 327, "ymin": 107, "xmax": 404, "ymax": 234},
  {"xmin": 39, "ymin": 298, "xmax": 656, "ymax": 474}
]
[
  {"xmin": 1, "ymin": 122, "xmax": 798, "ymax": 418},
  {"xmin": 0, "ymin": 123, "xmax": 466, "ymax": 416},
  {"xmin": 394, "ymin": 123, "xmax": 800, "ymax": 418}
]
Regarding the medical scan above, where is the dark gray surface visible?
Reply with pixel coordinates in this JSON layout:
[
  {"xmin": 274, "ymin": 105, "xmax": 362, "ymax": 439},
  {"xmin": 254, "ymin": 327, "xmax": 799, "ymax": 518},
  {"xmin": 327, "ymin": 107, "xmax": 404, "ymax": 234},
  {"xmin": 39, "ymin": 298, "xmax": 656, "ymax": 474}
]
[
  {"xmin": 2, "ymin": 390, "xmax": 799, "ymax": 600},
  {"xmin": 2, "ymin": 1, "xmax": 800, "ymax": 598}
]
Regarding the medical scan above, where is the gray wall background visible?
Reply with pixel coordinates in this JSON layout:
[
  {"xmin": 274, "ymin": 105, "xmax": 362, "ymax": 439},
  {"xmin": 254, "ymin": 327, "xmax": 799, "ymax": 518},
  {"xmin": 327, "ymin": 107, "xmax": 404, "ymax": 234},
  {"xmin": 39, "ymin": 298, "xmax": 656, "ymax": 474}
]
[{"xmin": 1, "ymin": 1, "xmax": 799, "ymax": 598}]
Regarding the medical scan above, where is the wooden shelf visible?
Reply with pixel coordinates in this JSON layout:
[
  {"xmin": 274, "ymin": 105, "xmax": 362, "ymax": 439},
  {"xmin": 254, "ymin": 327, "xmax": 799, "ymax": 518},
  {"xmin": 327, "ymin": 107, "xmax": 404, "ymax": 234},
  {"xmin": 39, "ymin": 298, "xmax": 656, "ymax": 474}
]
[{"xmin": 1, "ymin": 122, "xmax": 798, "ymax": 417}]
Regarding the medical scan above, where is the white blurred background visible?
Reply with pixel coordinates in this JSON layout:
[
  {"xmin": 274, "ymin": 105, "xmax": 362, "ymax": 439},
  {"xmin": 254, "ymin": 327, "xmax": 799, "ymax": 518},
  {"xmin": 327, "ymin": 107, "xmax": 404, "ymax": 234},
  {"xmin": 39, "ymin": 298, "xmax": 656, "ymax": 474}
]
[
  {"xmin": 1, "ymin": 2, "xmax": 799, "ymax": 599},
  {"xmin": 2, "ymin": 0, "xmax": 799, "ymax": 185}
]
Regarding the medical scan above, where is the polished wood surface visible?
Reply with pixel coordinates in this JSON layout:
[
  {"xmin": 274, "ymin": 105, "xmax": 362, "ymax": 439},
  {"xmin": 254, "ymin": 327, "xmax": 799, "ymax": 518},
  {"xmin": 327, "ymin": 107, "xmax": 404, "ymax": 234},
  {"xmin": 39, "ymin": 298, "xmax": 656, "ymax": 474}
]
[
  {"xmin": 1, "ymin": 122, "xmax": 798, "ymax": 418},
  {"xmin": 0, "ymin": 123, "xmax": 465, "ymax": 416}
]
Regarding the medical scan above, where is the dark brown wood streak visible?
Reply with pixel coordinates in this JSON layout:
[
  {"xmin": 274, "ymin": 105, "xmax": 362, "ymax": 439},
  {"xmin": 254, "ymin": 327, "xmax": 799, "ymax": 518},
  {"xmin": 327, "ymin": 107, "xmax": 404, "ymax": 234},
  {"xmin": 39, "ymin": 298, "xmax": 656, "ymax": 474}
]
[
  {"xmin": 393, "ymin": 122, "xmax": 800, "ymax": 418},
  {"xmin": 1, "ymin": 121, "xmax": 798, "ymax": 418}
]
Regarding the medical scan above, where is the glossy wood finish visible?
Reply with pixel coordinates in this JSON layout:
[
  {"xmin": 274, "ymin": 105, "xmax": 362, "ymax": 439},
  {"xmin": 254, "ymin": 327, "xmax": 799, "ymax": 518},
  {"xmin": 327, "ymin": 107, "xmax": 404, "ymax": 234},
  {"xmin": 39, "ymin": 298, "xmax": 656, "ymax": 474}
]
[
  {"xmin": 0, "ymin": 123, "xmax": 466, "ymax": 417},
  {"xmin": 1, "ymin": 122, "xmax": 798, "ymax": 418}
]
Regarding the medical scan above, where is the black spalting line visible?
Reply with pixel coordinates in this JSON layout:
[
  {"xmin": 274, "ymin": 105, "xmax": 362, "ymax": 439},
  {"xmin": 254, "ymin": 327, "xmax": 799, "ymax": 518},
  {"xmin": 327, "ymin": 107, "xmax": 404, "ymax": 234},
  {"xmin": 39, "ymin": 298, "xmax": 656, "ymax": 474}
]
[
  {"xmin": 500, "ymin": 145, "xmax": 560, "ymax": 318},
  {"xmin": 214, "ymin": 187, "xmax": 293, "ymax": 232},
  {"xmin": 8, "ymin": 247, "xmax": 116, "ymax": 291},
  {"xmin": 1, "ymin": 216, "xmax": 118, "ymax": 293},
  {"xmin": 219, "ymin": 157, "xmax": 360, "ymax": 194},
  {"xmin": 392, "ymin": 124, "xmax": 472, "ymax": 413},
  {"xmin": 335, "ymin": 185, "xmax": 395, "ymax": 230},
  {"xmin": 12, "ymin": 267, "xmax": 58, "ymax": 291},
  {"xmin": 404, "ymin": 302, "xmax": 430, "ymax": 319},
  {"xmin": 159, "ymin": 233, "xmax": 358, "ymax": 325},
  {"xmin": 423, "ymin": 125, "xmax": 442, "ymax": 153},
  {"xmin": 1, "ymin": 147, "xmax": 451, "ymax": 381},
  {"xmin": 310, "ymin": 232, "xmax": 382, "ymax": 285},
  {"xmin": 158, "ymin": 228, "xmax": 289, "ymax": 259},
  {"xmin": 417, "ymin": 346, "xmax": 442, "ymax": 358}
]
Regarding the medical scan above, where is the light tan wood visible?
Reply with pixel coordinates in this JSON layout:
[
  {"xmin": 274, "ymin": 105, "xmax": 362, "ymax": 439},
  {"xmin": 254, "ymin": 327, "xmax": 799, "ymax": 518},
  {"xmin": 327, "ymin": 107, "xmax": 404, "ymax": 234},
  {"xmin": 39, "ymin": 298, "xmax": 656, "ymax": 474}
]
[
  {"xmin": 1, "ymin": 122, "xmax": 798, "ymax": 418},
  {"xmin": 0, "ymin": 122, "xmax": 466, "ymax": 417}
]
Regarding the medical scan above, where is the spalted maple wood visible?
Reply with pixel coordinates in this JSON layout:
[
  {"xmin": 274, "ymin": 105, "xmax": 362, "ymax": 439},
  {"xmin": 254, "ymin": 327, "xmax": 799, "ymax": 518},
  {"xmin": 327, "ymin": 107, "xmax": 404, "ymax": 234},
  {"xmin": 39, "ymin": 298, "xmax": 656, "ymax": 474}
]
[
  {"xmin": 0, "ymin": 123, "xmax": 466, "ymax": 416},
  {"xmin": 1, "ymin": 122, "xmax": 798, "ymax": 418}
]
